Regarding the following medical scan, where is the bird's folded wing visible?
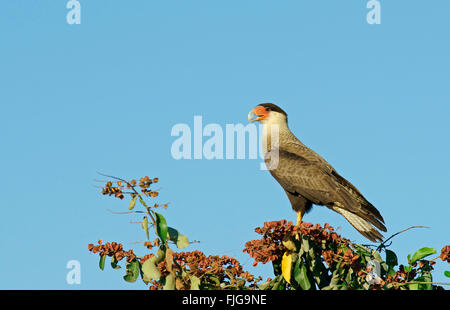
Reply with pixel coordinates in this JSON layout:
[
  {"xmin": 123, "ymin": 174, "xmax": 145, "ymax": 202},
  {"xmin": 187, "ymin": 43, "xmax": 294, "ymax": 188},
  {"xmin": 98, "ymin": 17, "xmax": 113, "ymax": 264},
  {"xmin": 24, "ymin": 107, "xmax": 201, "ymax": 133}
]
[
  {"xmin": 266, "ymin": 148, "xmax": 386, "ymax": 233},
  {"xmin": 265, "ymin": 149, "xmax": 343, "ymax": 206}
]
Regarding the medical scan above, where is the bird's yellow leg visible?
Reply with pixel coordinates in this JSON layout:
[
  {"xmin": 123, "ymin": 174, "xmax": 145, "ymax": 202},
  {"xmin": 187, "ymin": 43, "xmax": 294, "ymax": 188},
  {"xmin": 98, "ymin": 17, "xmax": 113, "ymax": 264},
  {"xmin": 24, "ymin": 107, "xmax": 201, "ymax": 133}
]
[
  {"xmin": 294, "ymin": 211, "xmax": 303, "ymax": 241},
  {"xmin": 296, "ymin": 211, "xmax": 303, "ymax": 226}
]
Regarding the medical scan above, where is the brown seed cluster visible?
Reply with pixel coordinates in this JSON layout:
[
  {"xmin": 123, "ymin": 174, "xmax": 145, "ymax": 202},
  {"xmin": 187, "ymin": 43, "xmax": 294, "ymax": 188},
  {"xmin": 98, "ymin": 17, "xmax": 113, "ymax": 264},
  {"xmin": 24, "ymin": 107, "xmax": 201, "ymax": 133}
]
[
  {"xmin": 137, "ymin": 176, "xmax": 159, "ymax": 197},
  {"xmin": 144, "ymin": 238, "xmax": 161, "ymax": 250},
  {"xmin": 152, "ymin": 250, "xmax": 259, "ymax": 290},
  {"xmin": 88, "ymin": 240, "xmax": 136, "ymax": 262},
  {"xmin": 243, "ymin": 221, "xmax": 450, "ymax": 290},
  {"xmin": 379, "ymin": 247, "xmax": 449, "ymax": 290},
  {"xmin": 243, "ymin": 220, "xmax": 353, "ymax": 268},
  {"xmin": 243, "ymin": 220, "xmax": 288, "ymax": 265},
  {"xmin": 440, "ymin": 245, "xmax": 450, "ymax": 263},
  {"xmin": 102, "ymin": 182, "xmax": 125, "ymax": 199},
  {"xmin": 385, "ymin": 264, "xmax": 417, "ymax": 287},
  {"xmin": 101, "ymin": 176, "xmax": 161, "ymax": 200}
]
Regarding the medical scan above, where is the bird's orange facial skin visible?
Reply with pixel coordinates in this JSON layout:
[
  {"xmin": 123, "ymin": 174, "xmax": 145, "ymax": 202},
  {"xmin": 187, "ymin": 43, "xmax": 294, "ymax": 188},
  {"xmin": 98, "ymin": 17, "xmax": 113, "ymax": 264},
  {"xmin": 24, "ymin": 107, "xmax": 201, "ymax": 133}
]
[{"xmin": 249, "ymin": 105, "xmax": 270, "ymax": 122}]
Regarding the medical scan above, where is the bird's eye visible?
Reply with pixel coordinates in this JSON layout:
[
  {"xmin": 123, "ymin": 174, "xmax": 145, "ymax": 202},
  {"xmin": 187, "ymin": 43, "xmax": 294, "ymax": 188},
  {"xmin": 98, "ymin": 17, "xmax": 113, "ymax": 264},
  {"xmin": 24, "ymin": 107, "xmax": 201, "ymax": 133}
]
[{"xmin": 265, "ymin": 108, "xmax": 270, "ymax": 111}]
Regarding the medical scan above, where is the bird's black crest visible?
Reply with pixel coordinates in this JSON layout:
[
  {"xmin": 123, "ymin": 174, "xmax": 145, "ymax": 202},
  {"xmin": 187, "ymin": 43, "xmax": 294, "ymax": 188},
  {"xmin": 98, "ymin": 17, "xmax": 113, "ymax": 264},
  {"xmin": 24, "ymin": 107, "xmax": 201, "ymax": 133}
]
[{"xmin": 259, "ymin": 103, "xmax": 288, "ymax": 117}]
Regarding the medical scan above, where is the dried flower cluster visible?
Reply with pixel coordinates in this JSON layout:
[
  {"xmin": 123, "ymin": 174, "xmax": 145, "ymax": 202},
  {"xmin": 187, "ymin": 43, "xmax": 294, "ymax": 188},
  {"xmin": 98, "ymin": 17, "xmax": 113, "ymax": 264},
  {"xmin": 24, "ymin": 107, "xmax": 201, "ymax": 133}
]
[
  {"xmin": 243, "ymin": 220, "xmax": 353, "ymax": 268},
  {"xmin": 243, "ymin": 220, "xmax": 449, "ymax": 290},
  {"xmin": 149, "ymin": 250, "xmax": 260, "ymax": 290},
  {"xmin": 102, "ymin": 182, "xmax": 125, "ymax": 200},
  {"xmin": 144, "ymin": 238, "xmax": 161, "ymax": 250},
  {"xmin": 441, "ymin": 245, "xmax": 450, "ymax": 263},
  {"xmin": 88, "ymin": 240, "xmax": 136, "ymax": 263},
  {"xmin": 101, "ymin": 176, "xmax": 160, "ymax": 200}
]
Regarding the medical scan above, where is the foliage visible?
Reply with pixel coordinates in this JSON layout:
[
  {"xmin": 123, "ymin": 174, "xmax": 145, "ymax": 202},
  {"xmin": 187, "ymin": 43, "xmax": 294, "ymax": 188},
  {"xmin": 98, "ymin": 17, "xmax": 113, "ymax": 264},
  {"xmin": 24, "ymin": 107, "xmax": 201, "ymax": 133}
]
[
  {"xmin": 244, "ymin": 220, "xmax": 449, "ymax": 290},
  {"xmin": 90, "ymin": 175, "xmax": 260, "ymax": 290},
  {"xmin": 89, "ymin": 175, "xmax": 450, "ymax": 290}
]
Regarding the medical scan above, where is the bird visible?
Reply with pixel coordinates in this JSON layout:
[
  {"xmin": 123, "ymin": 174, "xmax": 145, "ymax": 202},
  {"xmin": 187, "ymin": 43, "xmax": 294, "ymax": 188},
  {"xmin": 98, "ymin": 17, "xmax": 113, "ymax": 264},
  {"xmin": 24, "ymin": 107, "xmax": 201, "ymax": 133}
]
[{"xmin": 248, "ymin": 103, "xmax": 387, "ymax": 242}]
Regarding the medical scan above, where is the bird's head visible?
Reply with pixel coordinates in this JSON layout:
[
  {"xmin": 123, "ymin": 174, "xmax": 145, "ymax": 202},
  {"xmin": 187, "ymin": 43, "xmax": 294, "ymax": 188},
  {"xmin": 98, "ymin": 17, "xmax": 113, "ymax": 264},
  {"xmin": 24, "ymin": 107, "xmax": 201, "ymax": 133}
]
[{"xmin": 248, "ymin": 103, "xmax": 288, "ymax": 125}]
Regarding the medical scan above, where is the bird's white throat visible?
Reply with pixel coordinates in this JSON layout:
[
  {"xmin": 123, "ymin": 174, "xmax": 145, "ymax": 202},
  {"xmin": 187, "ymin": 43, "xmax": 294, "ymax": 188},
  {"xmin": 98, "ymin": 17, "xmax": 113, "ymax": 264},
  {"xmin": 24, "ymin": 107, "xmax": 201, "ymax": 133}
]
[{"xmin": 260, "ymin": 112, "xmax": 291, "ymax": 153}]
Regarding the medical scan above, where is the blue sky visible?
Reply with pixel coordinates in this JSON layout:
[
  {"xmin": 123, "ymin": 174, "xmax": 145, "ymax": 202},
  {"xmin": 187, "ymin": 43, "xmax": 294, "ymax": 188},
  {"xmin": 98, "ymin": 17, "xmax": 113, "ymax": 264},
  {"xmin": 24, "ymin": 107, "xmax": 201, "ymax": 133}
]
[{"xmin": 0, "ymin": 1, "xmax": 449, "ymax": 289}]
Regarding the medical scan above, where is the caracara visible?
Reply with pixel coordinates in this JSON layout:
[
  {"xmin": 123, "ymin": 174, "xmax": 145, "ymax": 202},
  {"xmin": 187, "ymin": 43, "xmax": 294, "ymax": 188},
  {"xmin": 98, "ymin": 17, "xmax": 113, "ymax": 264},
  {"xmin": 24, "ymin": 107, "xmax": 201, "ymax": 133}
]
[{"xmin": 248, "ymin": 103, "xmax": 386, "ymax": 242}]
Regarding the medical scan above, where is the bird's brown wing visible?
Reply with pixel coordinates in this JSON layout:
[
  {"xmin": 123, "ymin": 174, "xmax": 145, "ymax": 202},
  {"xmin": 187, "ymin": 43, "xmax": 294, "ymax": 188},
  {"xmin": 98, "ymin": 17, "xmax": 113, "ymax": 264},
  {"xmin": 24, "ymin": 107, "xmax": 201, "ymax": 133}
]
[
  {"xmin": 265, "ymin": 148, "xmax": 386, "ymax": 242},
  {"xmin": 330, "ymin": 169, "xmax": 386, "ymax": 232},
  {"xmin": 266, "ymin": 149, "xmax": 352, "ymax": 206}
]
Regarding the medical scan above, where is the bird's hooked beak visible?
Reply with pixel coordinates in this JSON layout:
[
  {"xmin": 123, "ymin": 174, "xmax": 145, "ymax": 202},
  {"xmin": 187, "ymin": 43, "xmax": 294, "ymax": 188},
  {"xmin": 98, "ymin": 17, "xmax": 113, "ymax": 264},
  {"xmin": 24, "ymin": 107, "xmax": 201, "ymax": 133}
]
[
  {"xmin": 248, "ymin": 106, "xmax": 269, "ymax": 123},
  {"xmin": 248, "ymin": 110, "xmax": 259, "ymax": 123}
]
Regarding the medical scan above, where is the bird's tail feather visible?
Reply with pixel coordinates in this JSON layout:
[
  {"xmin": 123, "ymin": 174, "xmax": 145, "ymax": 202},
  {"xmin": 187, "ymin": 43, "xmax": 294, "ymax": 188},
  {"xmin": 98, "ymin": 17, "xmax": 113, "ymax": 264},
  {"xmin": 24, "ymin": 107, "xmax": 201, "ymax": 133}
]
[{"xmin": 333, "ymin": 207, "xmax": 384, "ymax": 242}]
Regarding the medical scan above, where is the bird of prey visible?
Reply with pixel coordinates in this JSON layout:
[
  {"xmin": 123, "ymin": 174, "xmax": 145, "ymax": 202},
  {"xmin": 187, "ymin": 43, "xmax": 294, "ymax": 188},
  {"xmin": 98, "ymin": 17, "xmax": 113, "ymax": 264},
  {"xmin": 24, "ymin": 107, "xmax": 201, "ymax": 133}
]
[{"xmin": 248, "ymin": 103, "xmax": 386, "ymax": 242}]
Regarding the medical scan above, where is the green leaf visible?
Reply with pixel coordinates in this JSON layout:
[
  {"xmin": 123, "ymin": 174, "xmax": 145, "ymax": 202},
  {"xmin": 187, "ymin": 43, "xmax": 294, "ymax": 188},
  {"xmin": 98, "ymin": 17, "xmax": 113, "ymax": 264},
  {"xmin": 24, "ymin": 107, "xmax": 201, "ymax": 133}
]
[
  {"xmin": 385, "ymin": 249, "xmax": 398, "ymax": 268},
  {"xmin": 371, "ymin": 250, "xmax": 383, "ymax": 262},
  {"xmin": 208, "ymin": 274, "xmax": 221, "ymax": 286},
  {"xmin": 190, "ymin": 275, "xmax": 201, "ymax": 290},
  {"xmin": 387, "ymin": 267, "xmax": 396, "ymax": 277},
  {"xmin": 344, "ymin": 268, "xmax": 353, "ymax": 287},
  {"xmin": 123, "ymin": 260, "xmax": 140, "ymax": 283},
  {"xmin": 155, "ymin": 212, "xmax": 168, "ymax": 244},
  {"xmin": 329, "ymin": 265, "xmax": 341, "ymax": 287},
  {"xmin": 293, "ymin": 260, "xmax": 311, "ymax": 290},
  {"xmin": 408, "ymin": 274, "xmax": 433, "ymax": 290},
  {"xmin": 257, "ymin": 280, "xmax": 273, "ymax": 290},
  {"xmin": 99, "ymin": 255, "xmax": 106, "ymax": 270},
  {"xmin": 167, "ymin": 227, "xmax": 179, "ymax": 242},
  {"xmin": 141, "ymin": 216, "xmax": 149, "ymax": 240},
  {"xmin": 111, "ymin": 255, "xmax": 121, "ymax": 269},
  {"xmin": 167, "ymin": 227, "xmax": 189, "ymax": 249},
  {"xmin": 141, "ymin": 256, "xmax": 161, "ymax": 282},
  {"xmin": 282, "ymin": 235, "xmax": 298, "ymax": 252},
  {"xmin": 300, "ymin": 236, "xmax": 310, "ymax": 255},
  {"xmin": 420, "ymin": 273, "xmax": 433, "ymax": 290},
  {"xmin": 380, "ymin": 262, "xmax": 388, "ymax": 274},
  {"xmin": 411, "ymin": 247, "xmax": 436, "ymax": 264},
  {"xmin": 155, "ymin": 246, "xmax": 166, "ymax": 263},
  {"xmin": 354, "ymin": 244, "xmax": 371, "ymax": 256},
  {"xmin": 272, "ymin": 258, "xmax": 282, "ymax": 277},
  {"xmin": 444, "ymin": 271, "xmax": 450, "ymax": 278},
  {"xmin": 272, "ymin": 276, "xmax": 286, "ymax": 290},
  {"xmin": 176, "ymin": 234, "xmax": 190, "ymax": 249},
  {"xmin": 163, "ymin": 274, "xmax": 176, "ymax": 290},
  {"xmin": 310, "ymin": 256, "xmax": 329, "ymax": 289},
  {"xmin": 128, "ymin": 196, "xmax": 137, "ymax": 210}
]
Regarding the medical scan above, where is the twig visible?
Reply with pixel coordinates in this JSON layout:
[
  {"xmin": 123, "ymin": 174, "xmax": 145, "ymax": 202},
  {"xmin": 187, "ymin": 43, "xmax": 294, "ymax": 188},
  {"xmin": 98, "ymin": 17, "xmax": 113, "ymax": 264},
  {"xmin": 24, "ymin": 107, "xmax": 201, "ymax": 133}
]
[
  {"xmin": 96, "ymin": 172, "xmax": 128, "ymax": 182},
  {"xmin": 376, "ymin": 226, "xmax": 430, "ymax": 252},
  {"xmin": 392, "ymin": 281, "xmax": 450, "ymax": 287},
  {"xmin": 97, "ymin": 172, "xmax": 157, "ymax": 225},
  {"xmin": 429, "ymin": 255, "xmax": 441, "ymax": 262},
  {"xmin": 106, "ymin": 209, "xmax": 146, "ymax": 215}
]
